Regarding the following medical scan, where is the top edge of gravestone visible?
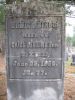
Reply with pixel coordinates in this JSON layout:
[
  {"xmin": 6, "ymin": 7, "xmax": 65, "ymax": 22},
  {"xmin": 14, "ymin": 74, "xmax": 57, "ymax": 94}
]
[{"xmin": 5, "ymin": 1, "xmax": 65, "ymax": 17}]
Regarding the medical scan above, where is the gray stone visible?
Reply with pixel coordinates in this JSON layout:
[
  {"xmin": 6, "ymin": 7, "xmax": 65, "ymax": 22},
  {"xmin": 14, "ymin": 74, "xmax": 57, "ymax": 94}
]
[
  {"xmin": 6, "ymin": 1, "xmax": 65, "ymax": 100},
  {"xmin": 71, "ymin": 54, "xmax": 75, "ymax": 65}
]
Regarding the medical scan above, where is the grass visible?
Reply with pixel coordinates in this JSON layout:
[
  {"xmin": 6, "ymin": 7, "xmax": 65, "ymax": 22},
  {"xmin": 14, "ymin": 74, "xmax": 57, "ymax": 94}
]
[
  {"xmin": 65, "ymin": 57, "xmax": 75, "ymax": 74},
  {"xmin": 65, "ymin": 57, "xmax": 72, "ymax": 67}
]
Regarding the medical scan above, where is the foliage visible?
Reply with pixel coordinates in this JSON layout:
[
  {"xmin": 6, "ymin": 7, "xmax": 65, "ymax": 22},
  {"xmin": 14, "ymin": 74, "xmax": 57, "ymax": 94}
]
[
  {"xmin": 0, "ymin": 4, "xmax": 5, "ymax": 32},
  {"xmin": 66, "ymin": 35, "xmax": 75, "ymax": 47},
  {"xmin": 72, "ymin": 35, "xmax": 75, "ymax": 46},
  {"xmin": 66, "ymin": 36, "xmax": 72, "ymax": 46},
  {"xmin": 0, "ymin": 6, "xmax": 5, "ymax": 32},
  {"xmin": 0, "ymin": 5, "xmax": 5, "ymax": 25}
]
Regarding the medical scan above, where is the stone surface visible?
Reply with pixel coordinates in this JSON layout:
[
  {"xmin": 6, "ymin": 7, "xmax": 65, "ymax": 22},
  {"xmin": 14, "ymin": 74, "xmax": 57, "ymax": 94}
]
[{"xmin": 6, "ymin": 1, "xmax": 65, "ymax": 100}]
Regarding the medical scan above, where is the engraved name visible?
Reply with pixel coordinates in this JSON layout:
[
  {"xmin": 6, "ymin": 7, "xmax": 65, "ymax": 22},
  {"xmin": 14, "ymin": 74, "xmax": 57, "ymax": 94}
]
[
  {"xmin": 11, "ymin": 21, "xmax": 58, "ymax": 29},
  {"xmin": 11, "ymin": 41, "xmax": 58, "ymax": 48}
]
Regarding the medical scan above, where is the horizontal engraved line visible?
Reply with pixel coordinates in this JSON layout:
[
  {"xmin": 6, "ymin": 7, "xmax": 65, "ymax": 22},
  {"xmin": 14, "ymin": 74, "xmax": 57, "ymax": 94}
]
[
  {"xmin": 11, "ymin": 27, "xmax": 57, "ymax": 30},
  {"xmin": 11, "ymin": 47, "xmax": 59, "ymax": 48},
  {"xmin": 9, "ymin": 79, "xmax": 62, "ymax": 81},
  {"xmin": 7, "ymin": 56, "xmax": 62, "ymax": 60},
  {"xmin": 8, "ymin": 56, "xmax": 62, "ymax": 58},
  {"xmin": 8, "ymin": 15, "xmax": 64, "ymax": 18}
]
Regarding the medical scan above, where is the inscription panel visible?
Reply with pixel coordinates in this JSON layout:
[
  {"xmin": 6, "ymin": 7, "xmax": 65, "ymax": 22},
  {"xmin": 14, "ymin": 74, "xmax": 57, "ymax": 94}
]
[
  {"xmin": 6, "ymin": 2, "xmax": 65, "ymax": 100},
  {"xmin": 7, "ymin": 16, "xmax": 63, "ymax": 79}
]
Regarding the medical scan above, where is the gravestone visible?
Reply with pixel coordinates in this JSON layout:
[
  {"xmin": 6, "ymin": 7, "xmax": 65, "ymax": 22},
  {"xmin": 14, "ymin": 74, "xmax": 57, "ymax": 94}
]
[
  {"xmin": 71, "ymin": 54, "xmax": 75, "ymax": 65},
  {"xmin": 6, "ymin": 1, "xmax": 65, "ymax": 100}
]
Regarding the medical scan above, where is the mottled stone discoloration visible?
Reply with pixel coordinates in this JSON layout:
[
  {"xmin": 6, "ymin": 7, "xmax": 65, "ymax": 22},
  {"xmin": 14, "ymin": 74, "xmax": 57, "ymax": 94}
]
[{"xmin": 6, "ymin": 1, "xmax": 65, "ymax": 100}]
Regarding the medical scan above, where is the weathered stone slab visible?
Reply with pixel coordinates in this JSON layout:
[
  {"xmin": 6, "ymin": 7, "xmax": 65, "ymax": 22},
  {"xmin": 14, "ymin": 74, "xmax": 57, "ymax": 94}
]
[
  {"xmin": 6, "ymin": 1, "xmax": 65, "ymax": 100},
  {"xmin": 71, "ymin": 54, "xmax": 75, "ymax": 65}
]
